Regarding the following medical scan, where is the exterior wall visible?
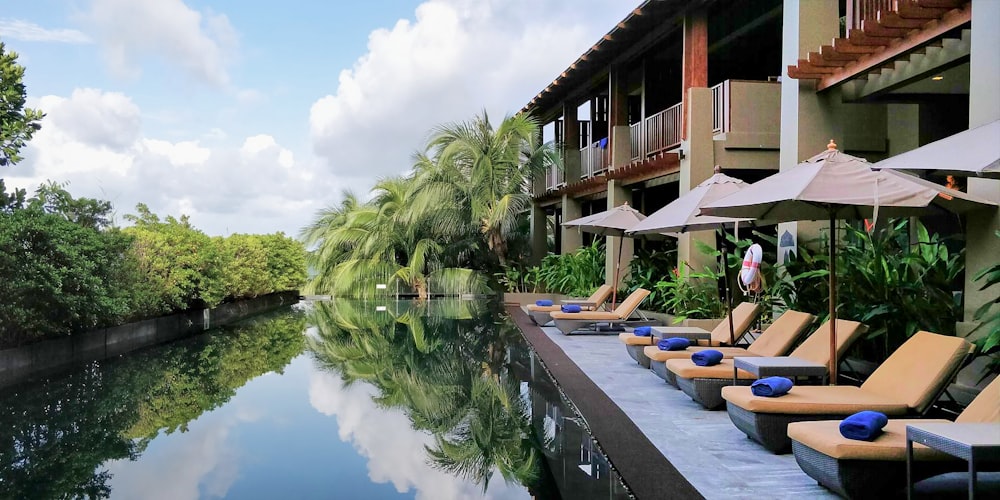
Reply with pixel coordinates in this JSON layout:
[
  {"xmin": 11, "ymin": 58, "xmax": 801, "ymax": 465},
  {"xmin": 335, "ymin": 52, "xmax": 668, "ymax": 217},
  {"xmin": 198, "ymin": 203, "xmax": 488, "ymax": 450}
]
[
  {"xmin": 0, "ymin": 291, "xmax": 300, "ymax": 388},
  {"xmin": 605, "ymin": 179, "xmax": 633, "ymax": 287},
  {"xmin": 886, "ymin": 104, "xmax": 920, "ymax": 156},
  {"xmin": 561, "ymin": 194, "xmax": 583, "ymax": 253},
  {"xmin": 529, "ymin": 203, "xmax": 548, "ymax": 265},
  {"xmin": 677, "ymin": 88, "xmax": 717, "ymax": 273},
  {"xmin": 961, "ymin": 0, "xmax": 1000, "ymax": 334},
  {"xmin": 721, "ymin": 81, "xmax": 782, "ymax": 149}
]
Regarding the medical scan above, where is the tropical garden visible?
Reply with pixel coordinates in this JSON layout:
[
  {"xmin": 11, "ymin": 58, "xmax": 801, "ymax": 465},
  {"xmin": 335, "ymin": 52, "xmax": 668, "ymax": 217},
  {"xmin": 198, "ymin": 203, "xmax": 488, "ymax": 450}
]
[{"xmin": 0, "ymin": 44, "xmax": 307, "ymax": 348}]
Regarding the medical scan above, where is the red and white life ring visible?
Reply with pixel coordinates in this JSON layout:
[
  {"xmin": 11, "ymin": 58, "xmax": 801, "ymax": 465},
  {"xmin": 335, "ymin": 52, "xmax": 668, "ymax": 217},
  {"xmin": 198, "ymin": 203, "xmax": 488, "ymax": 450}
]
[{"xmin": 740, "ymin": 244, "xmax": 763, "ymax": 293}]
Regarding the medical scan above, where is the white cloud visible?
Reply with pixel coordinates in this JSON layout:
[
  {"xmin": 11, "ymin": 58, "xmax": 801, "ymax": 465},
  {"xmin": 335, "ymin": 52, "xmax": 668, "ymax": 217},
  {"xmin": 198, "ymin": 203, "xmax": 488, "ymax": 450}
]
[
  {"xmin": 308, "ymin": 368, "xmax": 527, "ymax": 500},
  {"xmin": 309, "ymin": 0, "xmax": 636, "ymax": 185},
  {"xmin": 9, "ymin": 88, "xmax": 337, "ymax": 236},
  {"xmin": 0, "ymin": 18, "xmax": 91, "ymax": 43},
  {"xmin": 81, "ymin": 0, "xmax": 238, "ymax": 86}
]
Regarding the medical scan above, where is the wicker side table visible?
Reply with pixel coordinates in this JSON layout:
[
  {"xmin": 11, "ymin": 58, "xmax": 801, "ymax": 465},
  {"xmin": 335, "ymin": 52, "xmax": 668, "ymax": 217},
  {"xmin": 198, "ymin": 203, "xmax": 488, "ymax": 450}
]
[
  {"xmin": 732, "ymin": 356, "xmax": 829, "ymax": 386},
  {"xmin": 906, "ymin": 422, "xmax": 1000, "ymax": 499}
]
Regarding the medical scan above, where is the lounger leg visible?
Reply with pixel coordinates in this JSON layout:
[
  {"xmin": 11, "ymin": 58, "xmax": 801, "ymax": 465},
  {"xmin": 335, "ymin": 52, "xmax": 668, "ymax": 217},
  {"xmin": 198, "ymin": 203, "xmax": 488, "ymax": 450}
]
[
  {"xmin": 969, "ymin": 458, "xmax": 977, "ymax": 500},
  {"xmin": 907, "ymin": 437, "xmax": 914, "ymax": 500}
]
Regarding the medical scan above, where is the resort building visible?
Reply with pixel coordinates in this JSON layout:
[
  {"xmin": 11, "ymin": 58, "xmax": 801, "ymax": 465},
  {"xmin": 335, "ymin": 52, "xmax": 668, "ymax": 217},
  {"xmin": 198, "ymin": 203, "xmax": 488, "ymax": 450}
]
[{"xmin": 525, "ymin": 0, "xmax": 998, "ymax": 342}]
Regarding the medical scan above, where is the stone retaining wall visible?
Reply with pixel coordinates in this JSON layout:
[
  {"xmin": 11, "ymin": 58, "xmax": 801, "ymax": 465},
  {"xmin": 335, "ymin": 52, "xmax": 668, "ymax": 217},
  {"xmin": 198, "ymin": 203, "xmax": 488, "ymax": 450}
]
[{"xmin": 0, "ymin": 291, "xmax": 299, "ymax": 388}]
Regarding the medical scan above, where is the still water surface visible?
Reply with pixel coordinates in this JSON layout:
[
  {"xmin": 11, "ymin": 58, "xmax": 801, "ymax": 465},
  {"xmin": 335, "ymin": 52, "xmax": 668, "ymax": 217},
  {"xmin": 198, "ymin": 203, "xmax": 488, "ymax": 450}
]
[{"xmin": 0, "ymin": 300, "xmax": 628, "ymax": 499}]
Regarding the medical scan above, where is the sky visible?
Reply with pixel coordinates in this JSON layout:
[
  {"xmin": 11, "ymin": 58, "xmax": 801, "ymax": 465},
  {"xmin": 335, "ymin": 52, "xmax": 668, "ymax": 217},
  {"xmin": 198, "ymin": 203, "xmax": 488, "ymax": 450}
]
[{"xmin": 0, "ymin": 0, "xmax": 636, "ymax": 237}]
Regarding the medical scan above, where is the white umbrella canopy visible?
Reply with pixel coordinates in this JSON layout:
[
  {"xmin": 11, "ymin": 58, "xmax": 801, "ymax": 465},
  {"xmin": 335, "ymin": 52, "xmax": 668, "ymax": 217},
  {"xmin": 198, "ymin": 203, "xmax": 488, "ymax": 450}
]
[
  {"xmin": 874, "ymin": 120, "xmax": 1000, "ymax": 179},
  {"xmin": 627, "ymin": 166, "xmax": 756, "ymax": 345},
  {"xmin": 561, "ymin": 202, "xmax": 646, "ymax": 307},
  {"xmin": 627, "ymin": 167, "xmax": 753, "ymax": 236},
  {"xmin": 562, "ymin": 202, "xmax": 646, "ymax": 236},
  {"xmin": 701, "ymin": 142, "xmax": 997, "ymax": 383}
]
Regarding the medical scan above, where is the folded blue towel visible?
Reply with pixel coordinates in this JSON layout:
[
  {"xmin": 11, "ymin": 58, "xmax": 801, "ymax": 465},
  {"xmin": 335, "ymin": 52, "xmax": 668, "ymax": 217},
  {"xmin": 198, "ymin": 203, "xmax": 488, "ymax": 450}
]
[
  {"xmin": 535, "ymin": 299, "xmax": 553, "ymax": 307},
  {"xmin": 750, "ymin": 376, "xmax": 794, "ymax": 397},
  {"xmin": 657, "ymin": 337, "xmax": 690, "ymax": 351},
  {"xmin": 839, "ymin": 411, "xmax": 889, "ymax": 441},
  {"xmin": 633, "ymin": 326, "xmax": 653, "ymax": 337},
  {"xmin": 561, "ymin": 304, "xmax": 582, "ymax": 313},
  {"xmin": 598, "ymin": 137, "xmax": 608, "ymax": 149},
  {"xmin": 691, "ymin": 349, "xmax": 724, "ymax": 366}
]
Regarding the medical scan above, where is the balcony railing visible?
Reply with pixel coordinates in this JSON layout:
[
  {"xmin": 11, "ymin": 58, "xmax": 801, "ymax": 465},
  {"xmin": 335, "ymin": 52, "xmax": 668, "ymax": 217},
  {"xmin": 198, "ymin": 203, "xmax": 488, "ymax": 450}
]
[
  {"xmin": 848, "ymin": 0, "xmax": 895, "ymax": 30},
  {"xmin": 580, "ymin": 139, "xmax": 609, "ymax": 178},
  {"xmin": 643, "ymin": 102, "xmax": 683, "ymax": 157},
  {"xmin": 711, "ymin": 80, "xmax": 731, "ymax": 134},
  {"xmin": 544, "ymin": 164, "xmax": 564, "ymax": 191}
]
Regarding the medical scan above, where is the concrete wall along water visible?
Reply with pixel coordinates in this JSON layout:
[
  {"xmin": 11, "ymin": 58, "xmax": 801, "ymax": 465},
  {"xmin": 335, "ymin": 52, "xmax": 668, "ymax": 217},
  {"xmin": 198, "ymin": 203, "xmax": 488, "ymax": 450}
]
[{"xmin": 0, "ymin": 291, "xmax": 300, "ymax": 388}]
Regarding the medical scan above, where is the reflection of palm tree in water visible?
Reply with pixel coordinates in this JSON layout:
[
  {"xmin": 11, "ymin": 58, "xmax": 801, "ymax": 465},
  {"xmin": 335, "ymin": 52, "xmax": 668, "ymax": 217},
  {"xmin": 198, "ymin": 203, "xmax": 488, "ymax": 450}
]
[{"xmin": 307, "ymin": 300, "xmax": 549, "ymax": 492}]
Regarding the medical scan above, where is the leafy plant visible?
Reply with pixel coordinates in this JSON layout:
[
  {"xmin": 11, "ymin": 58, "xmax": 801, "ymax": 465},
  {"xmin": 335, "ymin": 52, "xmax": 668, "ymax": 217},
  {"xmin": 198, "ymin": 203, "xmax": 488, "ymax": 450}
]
[
  {"xmin": 533, "ymin": 241, "xmax": 606, "ymax": 297},
  {"xmin": 655, "ymin": 263, "xmax": 726, "ymax": 322},
  {"xmin": 495, "ymin": 264, "xmax": 539, "ymax": 293},
  {"xmin": 625, "ymin": 245, "xmax": 676, "ymax": 313},
  {"xmin": 970, "ymin": 231, "xmax": 1000, "ymax": 355}
]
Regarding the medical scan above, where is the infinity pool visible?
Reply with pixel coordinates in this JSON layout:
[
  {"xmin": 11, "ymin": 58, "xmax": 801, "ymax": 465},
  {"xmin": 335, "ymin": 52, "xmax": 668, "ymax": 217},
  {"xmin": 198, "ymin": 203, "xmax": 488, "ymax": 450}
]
[{"xmin": 0, "ymin": 300, "xmax": 629, "ymax": 499}]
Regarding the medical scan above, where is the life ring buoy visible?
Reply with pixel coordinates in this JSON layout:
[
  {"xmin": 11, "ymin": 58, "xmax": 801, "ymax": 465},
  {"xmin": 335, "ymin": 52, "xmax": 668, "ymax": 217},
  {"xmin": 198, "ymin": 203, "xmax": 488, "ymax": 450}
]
[{"xmin": 740, "ymin": 244, "xmax": 763, "ymax": 294}]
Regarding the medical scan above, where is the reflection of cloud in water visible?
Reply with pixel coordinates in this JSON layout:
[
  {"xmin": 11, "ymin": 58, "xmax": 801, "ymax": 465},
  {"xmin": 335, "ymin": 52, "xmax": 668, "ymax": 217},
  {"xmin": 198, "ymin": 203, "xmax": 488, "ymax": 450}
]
[
  {"xmin": 105, "ymin": 413, "xmax": 246, "ymax": 500},
  {"xmin": 308, "ymin": 367, "xmax": 528, "ymax": 500}
]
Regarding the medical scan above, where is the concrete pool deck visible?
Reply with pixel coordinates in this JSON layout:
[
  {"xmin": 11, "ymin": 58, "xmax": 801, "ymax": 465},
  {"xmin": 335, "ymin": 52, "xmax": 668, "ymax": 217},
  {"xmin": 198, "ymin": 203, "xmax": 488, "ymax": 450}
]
[{"xmin": 508, "ymin": 305, "xmax": 996, "ymax": 500}]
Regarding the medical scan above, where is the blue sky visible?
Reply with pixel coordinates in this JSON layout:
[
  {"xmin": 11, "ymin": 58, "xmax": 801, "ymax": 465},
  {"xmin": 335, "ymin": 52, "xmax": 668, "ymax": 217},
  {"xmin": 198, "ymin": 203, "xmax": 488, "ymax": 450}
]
[{"xmin": 1, "ymin": 0, "xmax": 635, "ymax": 236}]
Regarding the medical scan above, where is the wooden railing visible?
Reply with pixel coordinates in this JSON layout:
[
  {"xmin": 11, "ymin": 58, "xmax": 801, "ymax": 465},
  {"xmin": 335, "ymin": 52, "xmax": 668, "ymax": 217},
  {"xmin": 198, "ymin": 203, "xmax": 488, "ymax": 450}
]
[
  {"xmin": 629, "ymin": 121, "xmax": 643, "ymax": 162},
  {"xmin": 580, "ymin": 139, "xmax": 609, "ymax": 178},
  {"xmin": 711, "ymin": 80, "xmax": 731, "ymax": 134},
  {"xmin": 544, "ymin": 164, "xmax": 564, "ymax": 191},
  {"xmin": 643, "ymin": 103, "xmax": 683, "ymax": 157},
  {"xmin": 848, "ymin": 0, "xmax": 895, "ymax": 30}
]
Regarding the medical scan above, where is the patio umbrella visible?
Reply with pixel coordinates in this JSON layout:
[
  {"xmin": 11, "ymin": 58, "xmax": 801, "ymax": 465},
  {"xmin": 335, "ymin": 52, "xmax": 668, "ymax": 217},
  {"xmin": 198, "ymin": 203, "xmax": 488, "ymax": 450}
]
[
  {"xmin": 701, "ymin": 141, "xmax": 996, "ymax": 383},
  {"xmin": 627, "ymin": 166, "xmax": 754, "ymax": 345},
  {"xmin": 874, "ymin": 120, "xmax": 1000, "ymax": 179},
  {"xmin": 562, "ymin": 202, "xmax": 646, "ymax": 308}
]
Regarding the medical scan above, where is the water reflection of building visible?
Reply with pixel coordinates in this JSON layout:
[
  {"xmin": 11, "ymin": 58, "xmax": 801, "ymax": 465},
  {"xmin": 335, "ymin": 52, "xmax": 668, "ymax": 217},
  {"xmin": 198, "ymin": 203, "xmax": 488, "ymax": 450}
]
[{"xmin": 507, "ymin": 346, "xmax": 630, "ymax": 499}]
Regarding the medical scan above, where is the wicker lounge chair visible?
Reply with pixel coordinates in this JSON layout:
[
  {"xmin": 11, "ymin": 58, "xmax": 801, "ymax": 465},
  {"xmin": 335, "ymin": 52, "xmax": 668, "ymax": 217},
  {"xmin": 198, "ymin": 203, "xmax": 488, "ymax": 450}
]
[
  {"xmin": 641, "ymin": 302, "xmax": 763, "ymax": 386},
  {"xmin": 526, "ymin": 284, "xmax": 613, "ymax": 326},
  {"xmin": 667, "ymin": 318, "xmax": 864, "ymax": 410},
  {"xmin": 720, "ymin": 331, "xmax": 974, "ymax": 453},
  {"xmin": 549, "ymin": 288, "xmax": 655, "ymax": 335},
  {"xmin": 787, "ymin": 376, "xmax": 1000, "ymax": 498}
]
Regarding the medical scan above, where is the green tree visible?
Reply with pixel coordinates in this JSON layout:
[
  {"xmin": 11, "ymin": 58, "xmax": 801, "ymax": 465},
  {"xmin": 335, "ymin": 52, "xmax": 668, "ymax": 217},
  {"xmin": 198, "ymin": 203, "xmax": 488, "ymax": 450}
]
[{"xmin": 1, "ymin": 42, "xmax": 44, "ymax": 167}]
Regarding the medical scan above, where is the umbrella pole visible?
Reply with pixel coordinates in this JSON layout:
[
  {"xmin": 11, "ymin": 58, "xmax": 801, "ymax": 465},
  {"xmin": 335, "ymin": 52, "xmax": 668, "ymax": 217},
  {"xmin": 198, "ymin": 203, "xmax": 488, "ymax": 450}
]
[
  {"xmin": 828, "ymin": 214, "xmax": 838, "ymax": 385},
  {"xmin": 612, "ymin": 235, "xmax": 624, "ymax": 309},
  {"xmin": 722, "ymin": 233, "xmax": 736, "ymax": 345}
]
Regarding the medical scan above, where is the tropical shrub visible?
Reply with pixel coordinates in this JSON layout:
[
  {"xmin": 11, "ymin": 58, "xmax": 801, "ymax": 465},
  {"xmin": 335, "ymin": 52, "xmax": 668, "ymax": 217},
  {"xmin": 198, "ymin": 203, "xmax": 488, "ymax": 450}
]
[
  {"xmin": 533, "ymin": 241, "xmax": 606, "ymax": 297},
  {"xmin": 655, "ymin": 263, "xmax": 726, "ymax": 322},
  {"xmin": 968, "ymin": 231, "xmax": 999, "ymax": 356},
  {"xmin": 625, "ymin": 245, "xmax": 677, "ymax": 313}
]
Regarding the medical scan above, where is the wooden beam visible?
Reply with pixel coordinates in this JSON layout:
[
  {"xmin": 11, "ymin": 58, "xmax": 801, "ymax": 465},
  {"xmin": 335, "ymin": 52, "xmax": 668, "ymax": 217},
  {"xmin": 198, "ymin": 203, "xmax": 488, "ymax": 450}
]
[
  {"xmin": 807, "ymin": 52, "xmax": 845, "ymax": 68},
  {"xmin": 847, "ymin": 30, "xmax": 893, "ymax": 46},
  {"xmin": 859, "ymin": 21, "xmax": 911, "ymax": 38},
  {"xmin": 818, "ymin": 3, "xmax": 971, "ymax": 91},
  {"xmin": 896, "ymin": 0, "xmax": 950, "ymax": 20},
  {"xmin": 876, "ymin": 12, "xmax": 929, "ymax": 30},
  {"xmin": 796, "ymin": 59, "xmax": 838, "ymax": 74},
  {"xmin": 833, "ymin": 37, "xmax": 881, "ymax": 54},
  {"xmin": 787, "ymin": 66, "xmax": 825, "ymax": 80},
  {"xmin": 914, "ymin": 0, "xmax": 963, "ymax": 8},
  {"xmin": 821, "ymin": 45, "xmax": 861, "ymax": 61}
]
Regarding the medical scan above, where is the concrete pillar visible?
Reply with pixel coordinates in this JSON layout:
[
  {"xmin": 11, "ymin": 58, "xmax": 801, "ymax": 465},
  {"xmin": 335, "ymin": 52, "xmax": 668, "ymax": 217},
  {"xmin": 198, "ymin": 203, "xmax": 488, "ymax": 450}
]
[
  {"xmin": 562, "ymin": 103, "xmax": 581, "ymax": 180},
  {"xmin": 777, "ymin": 0, "xmax": 841, "ymax": 262},
  {"xmin": 886, "ymin": 104, "xmax": 920, "ymax": 156},
  {"xmin": 677, "ymin": 88, "xmax": 716, "ymax": 273},
  {"xmin": 961, "ymin": 0, "xmax": 1000, "ymax": 333},
  {"xmin": 609, "ymin": 64, "xmax": 631, "ymax": 169},
  {"xmin": 561, "ymin": 195, "xmax": 582, "ymax": 254},
  {"xmin": 529, "ymin": 204, "xmax": 548, "ymax": 265},
  {"xmin": 606, "ymin": 179, "xmax": 633, "ymax": 287},
  {"xmin": 682, "ymin": 8, "xmax": 708, "ymax": 141}
]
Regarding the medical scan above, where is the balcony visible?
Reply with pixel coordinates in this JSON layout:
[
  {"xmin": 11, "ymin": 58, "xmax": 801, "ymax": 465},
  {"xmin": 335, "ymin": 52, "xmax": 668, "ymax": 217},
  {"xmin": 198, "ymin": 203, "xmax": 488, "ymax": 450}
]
[
  {"xmin": 629, "ymin": 102, "xmax": 683, "ymax": 163},
  {"xmin": 544, "ymin": 164, "xmax": 565, "ymax": 191},
  {"xmin": 580, "ymin": 138, "xmax": 610, "ymax": 178}
]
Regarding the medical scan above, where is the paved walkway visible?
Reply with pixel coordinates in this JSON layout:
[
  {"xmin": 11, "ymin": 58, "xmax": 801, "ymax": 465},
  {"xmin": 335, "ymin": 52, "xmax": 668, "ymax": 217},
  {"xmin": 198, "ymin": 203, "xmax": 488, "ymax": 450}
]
[{"xmin": 527, "ymin": 316, "xmax": 837, "ymax": 500}]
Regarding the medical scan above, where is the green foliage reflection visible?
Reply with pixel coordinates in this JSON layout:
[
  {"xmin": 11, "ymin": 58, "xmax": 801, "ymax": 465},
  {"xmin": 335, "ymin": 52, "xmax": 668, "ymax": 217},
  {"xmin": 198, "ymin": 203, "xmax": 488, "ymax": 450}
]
[
  {"xmin": 0, "ymin": 310, "xmax": 305, "ymax": 499},
  {"xmin": 306, "ymin": 299, "xmax": 547, "ymax": 492}
]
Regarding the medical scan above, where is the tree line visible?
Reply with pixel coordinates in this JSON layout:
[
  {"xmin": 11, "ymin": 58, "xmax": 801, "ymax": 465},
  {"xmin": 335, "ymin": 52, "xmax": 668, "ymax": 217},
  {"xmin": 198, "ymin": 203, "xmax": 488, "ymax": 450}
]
[{"xmin": 0, "ymin": 43, "xmax": 305, "ymax": 348}]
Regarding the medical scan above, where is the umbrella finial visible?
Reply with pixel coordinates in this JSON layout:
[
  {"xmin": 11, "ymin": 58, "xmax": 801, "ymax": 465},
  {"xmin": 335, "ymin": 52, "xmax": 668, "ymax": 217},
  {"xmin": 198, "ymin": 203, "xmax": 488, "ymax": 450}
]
[
  {"xmin": 827, "ymin": 139, "xmax": 838, "ymax": 151},
  {"xmin": 714, "ymin": 165, "xmax": 722, "ymax": 174}
]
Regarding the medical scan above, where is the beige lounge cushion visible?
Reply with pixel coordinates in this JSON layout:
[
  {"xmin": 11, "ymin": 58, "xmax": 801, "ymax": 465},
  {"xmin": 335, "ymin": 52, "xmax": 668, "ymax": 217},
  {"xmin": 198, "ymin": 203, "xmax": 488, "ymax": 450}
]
[
  {"xmin": 618, "ymin": 332, "xmax": 658, "ymax": 346},
  {"xmin": 957, "ymin": 376, "xmax": 1000, "ymax": 423},
  {"xmin": 643, "ymin": 345, "xmax": 755, "ymax": 362},
  {"xmin": 744, "ymin": 310, "xmax": 815, "ymax": 357},
  {"xmin": 790, "ymin": 319, "xmax": 867, "ymax": 365},
  {"xmin": 550, "ymin": 288, "xmax": 650, "ymax": 321},
  {"xmin": 708, "ymin": 302, "xmax": 762, "ymax": 345},
  {"xmin": 720, "ymin": 385, "xmax": 910, "ymax": 415},
  {"xmin": 526, "ymin": 304, "xmax": 561, "ymax": 312},
  {"xmin": 666, "ymin": 359, "xmax": 756, "ymax": 380},
  {"xmin": 860, "ymin": 331, "xmax": 971, "ymax": 413},
  {"xmin": 787, "ymin": 419, "xmax": 953, "ymax": 461}
]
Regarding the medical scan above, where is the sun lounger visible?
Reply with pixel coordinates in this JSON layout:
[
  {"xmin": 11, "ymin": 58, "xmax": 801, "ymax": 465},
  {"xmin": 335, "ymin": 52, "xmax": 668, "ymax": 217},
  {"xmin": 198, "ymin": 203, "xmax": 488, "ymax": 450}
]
[
  {"xmin": 720, "ymin": 331, "xmax": 974, "ymax": 453},
  {"xmin": 640, "ymin": 302, "xmax": 763, "ymax": 386},
  {"xmin": 667, "ymin": 318, "xmax": 864, "ymax": 409},
  {"xmin": 526, "ymin": 284, "xmax": 613, "ymax": 325},
  {"xmin": 786, "ymin": 376, "xmax": 1000, "ymax": 498},
  {"xmin": 549, "ymin": 288, "xmax": 656, "ymax": 335}
]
